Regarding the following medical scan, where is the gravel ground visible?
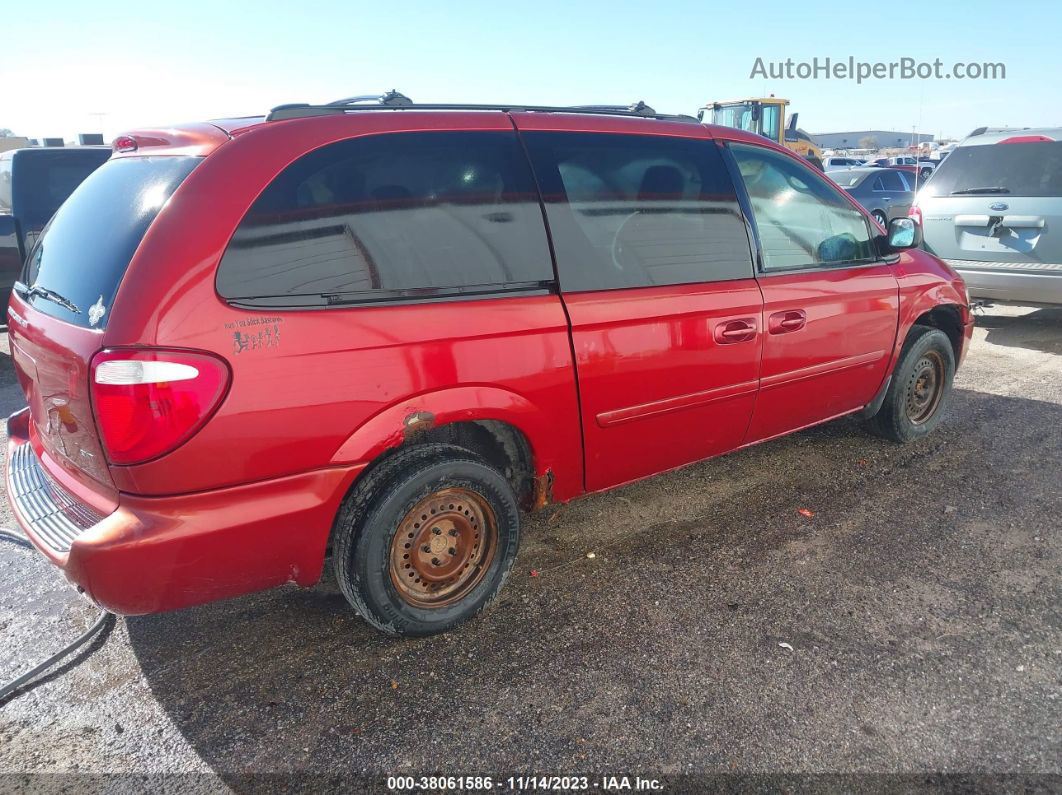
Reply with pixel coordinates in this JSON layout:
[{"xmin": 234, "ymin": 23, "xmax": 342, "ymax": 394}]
[{"xmin": 0, "ymin": 305, "xmax": 1059, "ymax": 789}]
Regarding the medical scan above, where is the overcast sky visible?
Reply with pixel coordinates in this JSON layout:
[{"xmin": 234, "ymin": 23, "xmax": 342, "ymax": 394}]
[{"xmin": 1, "ymin": 0, "xmax": 1056, "ymax": 143}]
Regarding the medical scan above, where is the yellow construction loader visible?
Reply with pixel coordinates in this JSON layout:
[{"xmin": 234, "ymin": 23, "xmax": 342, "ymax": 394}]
[{"xmin": 698, "ymin": 97, "xmax": 824, "ymax": 170}]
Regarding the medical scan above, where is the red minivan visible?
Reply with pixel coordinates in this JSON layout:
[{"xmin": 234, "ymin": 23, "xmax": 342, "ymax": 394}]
[{"xmin": 5, "ymin": 97, "xmax": 973, "ymax": 636}]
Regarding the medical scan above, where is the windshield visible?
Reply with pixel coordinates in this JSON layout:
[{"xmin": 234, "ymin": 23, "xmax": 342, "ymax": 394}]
[
  {"xmin": 712, "ymin": 104, "xmax": 761, "ymax": 136},
  {"xmin": 922, "ymin": 141, "xmax": 1062, "ymax": 198},
  {"xmin": 21, "ymin": 156, "xmax": 201, "ymax": 329}
]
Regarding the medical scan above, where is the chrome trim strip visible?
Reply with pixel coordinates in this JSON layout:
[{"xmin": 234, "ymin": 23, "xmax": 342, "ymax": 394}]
[{"xmin": 7, "ymin": 442, "xmax": 105, "ymax": 554}]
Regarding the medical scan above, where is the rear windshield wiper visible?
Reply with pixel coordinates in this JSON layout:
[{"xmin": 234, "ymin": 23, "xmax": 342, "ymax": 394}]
[
  {"xmin": 950, "ymin": 187, "xmax": 1011, "ymax": 195},
  {"xmin": 24, "ymin": 284, "xmax": 81, "ymax": 314}
]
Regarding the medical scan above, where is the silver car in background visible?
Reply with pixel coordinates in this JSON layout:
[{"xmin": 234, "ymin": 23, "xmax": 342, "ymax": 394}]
[
  {"xmin": 912, "ymin": 127, "xmax": 1062, "ymax": 305},
  {"xmin": 830, "ymin": 167, "xmax": 914, "ymax": 227}
]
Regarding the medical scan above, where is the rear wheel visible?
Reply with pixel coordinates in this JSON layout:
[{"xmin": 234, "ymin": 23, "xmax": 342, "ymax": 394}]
[
  {"xmin": 332, "ymin": 443, "xmax": 520, "ymax": 636},
  {"xmin": 871, "ymin": 210, "xmax": 889, "ymax": 228},
  {"xmin": 865, "ymin": 325, "xmax": 955, "ymax": 443}
]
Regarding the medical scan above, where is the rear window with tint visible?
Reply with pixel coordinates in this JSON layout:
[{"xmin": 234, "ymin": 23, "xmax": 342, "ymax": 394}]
[
  {"xmin": 217, "ymin": 131, "xmax": 553, "ymax": 306},
  {"xmin": 522, "ymin": 132, "xmax": 753, "ymax": 291},
  {"xmin": 874, "ymin": 171, "xmax": 907, "ymax": 192},
  {"xmin": 21, "ymin": 156, "xmax": 201, "ymax": 329},
  {"xmin": 923, "ymin": 141, "xmax": 1062, "ymax": 198}
]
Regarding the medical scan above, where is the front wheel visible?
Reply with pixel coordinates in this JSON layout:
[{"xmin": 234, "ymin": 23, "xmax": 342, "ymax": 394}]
[
  {"xmin": 864, "ymin": 325, "xmax": 956, "ymax": 443},
  {"xmin": 332, "ymin": 443, "xmax": 520, "ymax": 636}
]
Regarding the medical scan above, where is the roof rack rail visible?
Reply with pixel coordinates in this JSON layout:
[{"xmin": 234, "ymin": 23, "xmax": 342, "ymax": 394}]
[
  {"xmin": 265, "ymin": 94, "xmax": 697, "ymax": 123},
  {"xmin": 569, "ymin": 101, "xmax": 657, "ymax": 117},
  {"xmin": 326, "ymin": 90, "xmax": 413, "ymax": 107}
]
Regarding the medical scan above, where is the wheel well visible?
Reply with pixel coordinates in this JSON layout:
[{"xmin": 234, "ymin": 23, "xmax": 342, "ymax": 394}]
[
  {"xmin": 913, "ymin": 305, "xmax": 963, "ymax": 362},
  {"xmin": 375, "ymin": 420, "xmax": 536, "ymax": 509}
]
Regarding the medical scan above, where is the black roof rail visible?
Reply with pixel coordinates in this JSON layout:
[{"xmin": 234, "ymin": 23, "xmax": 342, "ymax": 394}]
[
  {"xmin": 265, "ymin": 95, "xmax": 697, "ymax": 123},
  {"xmin": 969, "ymin": 126, "xmax": 988, "ymax": 137}
]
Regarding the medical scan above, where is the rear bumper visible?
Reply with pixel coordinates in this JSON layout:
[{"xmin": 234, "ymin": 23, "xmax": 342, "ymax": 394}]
[
  {"xmin": 947, "ymin": 259, "xmax": 1062, "ymax": 306},
  {"xmin": 5, "ymin": 409, "xmax": 363, "ymax": 615}
]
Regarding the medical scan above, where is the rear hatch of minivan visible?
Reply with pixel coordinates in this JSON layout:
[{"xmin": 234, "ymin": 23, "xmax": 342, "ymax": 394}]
[
  {"xmin": 8, "ymin": 154, "xmax": 201, "ymax": 500},
  {"xmin": 916, "ymin": 137, "xmax": 1062, "ymax": 278}
]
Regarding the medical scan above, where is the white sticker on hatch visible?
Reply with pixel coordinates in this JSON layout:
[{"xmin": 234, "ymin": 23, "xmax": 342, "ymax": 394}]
[{"xmin": 88, "ymin": 296, "xmax": 106, "ymax": 327}]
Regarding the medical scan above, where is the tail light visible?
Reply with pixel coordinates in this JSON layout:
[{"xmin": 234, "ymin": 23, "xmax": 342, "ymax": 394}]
[
  {"xmin": 908, "ymin": 205, "xmax": 923, "ymax": 226},
  {"xmin": 91, "ymin": 349, "xmax": 230, "ymax": 465},
  {"xmin": 113, "ymin": 135, "xmax": 138, "ymax": 153}
]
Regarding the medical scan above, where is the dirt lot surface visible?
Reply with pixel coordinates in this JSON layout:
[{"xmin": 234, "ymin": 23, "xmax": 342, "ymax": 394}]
[{"xmin": 1, "ymin": 305, "xmax": 1059, "ymax": 789}]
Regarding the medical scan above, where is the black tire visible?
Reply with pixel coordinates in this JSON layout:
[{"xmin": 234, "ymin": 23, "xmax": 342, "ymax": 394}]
[
  {"xmin": 332, "ymin": 443, "xmax": 520, "ymax": 636},
  {"xmin": 920, "ymin": 168, "xmax": 933, "ymax": 182},
  {"xmin": 871, "ymin": 210, "xmax": 889, "ymax": 228},
  {"xmin": 865, "ymin": 325, "xmax": 955, "ymax": 443}
]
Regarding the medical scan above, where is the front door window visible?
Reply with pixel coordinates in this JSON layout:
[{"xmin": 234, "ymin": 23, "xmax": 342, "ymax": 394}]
[{"xmin": 729, "ymin": 143, "xmax": 876, "ymax": 270}]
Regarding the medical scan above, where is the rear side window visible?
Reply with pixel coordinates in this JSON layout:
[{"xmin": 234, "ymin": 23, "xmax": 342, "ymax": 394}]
[
  {"xmin": 921, "ymin": 140, "xmax": 1062, "ymax": 198},
  {"xmin": 521, "ymin": 132, "xmax": 753, "ymax": 292},
  {"xmin": 22, "ymin": 156, "xmax": 201, "ymax": 329},
  {"xmin": 874, "ymin": 171, "xmax": 906, "ymax": 192},
  {"xmin": 217, "ymin": 131, "xmax": 553, "ymax": 306}
]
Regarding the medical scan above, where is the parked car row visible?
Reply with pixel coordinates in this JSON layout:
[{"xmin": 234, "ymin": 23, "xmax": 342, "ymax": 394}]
[
  {"xmin": 822, "ymin": 129, "xmax": 1061, "ymax": 307},
  {"xmin": 829, "ymin": 167, "xmax": 917, "ymax": 227},
  {"xmin": 4, "ymin": 97, "xmax": 971, "ymax": 636}
]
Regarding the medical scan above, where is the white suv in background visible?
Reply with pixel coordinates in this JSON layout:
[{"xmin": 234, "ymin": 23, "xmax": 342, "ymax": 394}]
[
  {"xmin": 823, "ymin": 156, "xmax": 865, "ymax": 170},
  {"xmin": 911, "ymin": 127, "xmax": 1062, "ymax": 306}
]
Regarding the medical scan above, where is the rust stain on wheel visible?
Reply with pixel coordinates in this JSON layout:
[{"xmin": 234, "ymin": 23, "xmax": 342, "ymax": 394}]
[
  {"xmin": 389, "ymin": 487, "xmax": 498, "ymax": 608},
  {"xmin": 906, "ymin": 349, "xmax": 946, "ymax": 425}
]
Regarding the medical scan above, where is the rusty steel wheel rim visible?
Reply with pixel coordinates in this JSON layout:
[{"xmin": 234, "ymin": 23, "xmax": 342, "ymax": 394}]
[
  {"xmin": 389, "ymin": 487, "xmax": 498, "ymax": 608},
  {"xmin": 906, "ymin": 350, "xmax": 946, "ymax": 425}
]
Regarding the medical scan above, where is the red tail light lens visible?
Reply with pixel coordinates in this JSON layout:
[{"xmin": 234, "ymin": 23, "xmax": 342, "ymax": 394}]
[
  {"xmin": 90, "ymin": 349, "xmax": 230, "ymax": 465},
  {"xmin": 908, "ymin": 205, "xmax": 923, "ymax": 226},
  {"xmin": 113, "ymin": 135, "xmax": 138, "ymax": 153}
]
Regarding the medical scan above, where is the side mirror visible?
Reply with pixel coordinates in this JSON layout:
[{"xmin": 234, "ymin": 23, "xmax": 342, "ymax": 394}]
[{"xmin": 886, "ymin": 216, "xmax": 921, "ymax": 250}]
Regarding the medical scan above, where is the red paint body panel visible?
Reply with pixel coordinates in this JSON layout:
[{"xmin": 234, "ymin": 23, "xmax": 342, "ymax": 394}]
[
  {"xmin": 6, "ymin": 409, "xmax": 361, "ymax": 613},
  {"xmin": 108, "ymin": 122, "xmax": 232, "ymax": 159},
  {"xmin": 7, "ymin": 297, "xmax": 117, "ymax": 500},
  {"xmin": 563, "ymin": 282, "xmax": 762, "ymax": 491},
  {"xmin": 4, "ymin": 109, "xmax": 972, "ymax": 616},
  {"xmin": 106, "ymin": 295, "xmax": 582, "ymax": 500},
  {"xmin": 746, "ymin": 265, "xmax": 899, "ymax": 442}
]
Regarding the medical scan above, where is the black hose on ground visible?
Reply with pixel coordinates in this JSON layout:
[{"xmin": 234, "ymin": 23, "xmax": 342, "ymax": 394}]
[
  {"xmin": 0, "ymin": 528, "xmax": 33, "ymax": 548},
  {"xmin": 0, "ymin": 528, "xmax": 115, "ymax": 703}
]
